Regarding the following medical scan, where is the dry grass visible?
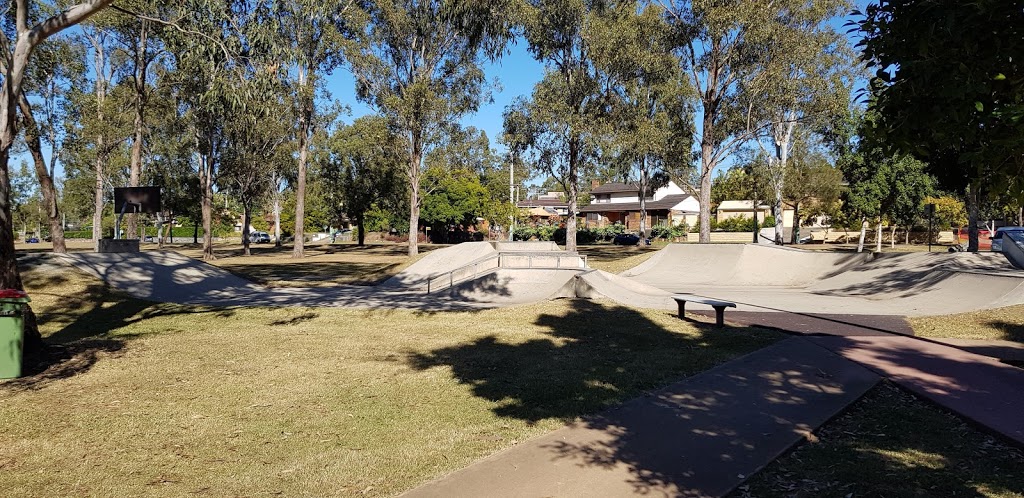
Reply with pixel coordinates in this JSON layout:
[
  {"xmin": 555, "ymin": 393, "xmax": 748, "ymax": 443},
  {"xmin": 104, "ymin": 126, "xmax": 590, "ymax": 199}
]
[
  {"xmin": 2, "ymin": 261, "xmax": 780, "ymax": 497},
  {"xmin": 734, "ymin": 382, "xmax": 1024, "ymax": 498},
  {"xmin": 578, "ymin": 244, "xmax": 661, "ymax": 274},
  {"xmin": 911, "ymin": 305, "xmax": 1024, "ymax": 344},
  {"xmin": 171, "ymin": 242, "xmax": 436, "ymax": 287}
]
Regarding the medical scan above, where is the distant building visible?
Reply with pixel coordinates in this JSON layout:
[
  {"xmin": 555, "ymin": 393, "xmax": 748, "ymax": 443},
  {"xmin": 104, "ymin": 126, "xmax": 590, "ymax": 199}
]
[
  {"xmin": 580, "ymin": 181, "xmax": 699, "ymax": 229},
  {"xmin": 516, "ymin": 191, "xmax": 569, "ymax": 216}
]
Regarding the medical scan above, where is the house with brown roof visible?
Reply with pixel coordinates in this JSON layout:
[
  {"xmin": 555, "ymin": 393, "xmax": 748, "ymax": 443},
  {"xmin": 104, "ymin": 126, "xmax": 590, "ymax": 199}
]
[
  {"xmin": 515, "ymin": 191, "xmax": 570, "ymax": 216},
  {"xmin": 580, "ymin": 181, "xmax": 699, "ymax": 230}
]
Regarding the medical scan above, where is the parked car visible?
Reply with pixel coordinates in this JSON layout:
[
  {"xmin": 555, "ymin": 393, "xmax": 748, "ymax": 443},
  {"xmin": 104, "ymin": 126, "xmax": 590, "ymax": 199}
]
[
  {"xmin": 612, "ymin": 233, "xmax": 641, "ymax": 246},
  {"xmin": 26, "ymin": 237, "xmax": 39, "ymax": 243},
  {"xmin": 992, "ymin": 227, "xmax": 1024, "ymax": 252},
  {"xmin": 249, "ymin": 231, "xmax": 271, "ymax": 244}
]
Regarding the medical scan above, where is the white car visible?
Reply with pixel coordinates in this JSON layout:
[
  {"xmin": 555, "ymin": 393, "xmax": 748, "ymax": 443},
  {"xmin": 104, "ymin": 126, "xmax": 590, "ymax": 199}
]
[{"xmin": 991, "ymin": 227, "xmax": 1024, "ymax": 252}]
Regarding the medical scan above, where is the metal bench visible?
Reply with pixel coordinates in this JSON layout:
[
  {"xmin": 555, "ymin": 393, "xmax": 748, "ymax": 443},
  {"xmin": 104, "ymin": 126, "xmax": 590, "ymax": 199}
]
[{"xmin": 672, "ymin": 294, "xmax": 737, "ymax": 326}]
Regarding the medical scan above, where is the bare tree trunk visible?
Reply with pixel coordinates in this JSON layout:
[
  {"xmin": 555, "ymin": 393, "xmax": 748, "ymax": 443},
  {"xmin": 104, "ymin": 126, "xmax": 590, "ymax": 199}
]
[
  {"xmin": 241, "ymin": 201, "xmax": 251, "ymax": 256},
  {"xmin": 407, "ymin": 146, "xmax": 421, "ymax": 256},
  {"xmin": 127, "ymin": 20, "xmax": 149, "ymax": 241},
  {"xmin": 790, "ymin": 202, "xmax": 801, "ymax": 245},
  {"xmin": 638, "ymin": 157, "xmax": 648, "ymax": 238},
  {"xmin": 17, "ymin": 93, "xmax": 65, "ymax": 253},
  {"xmin": 200, "ymin": 153, "xmax": 215, "ymax": 260},
  {"xmin": 890, "ymin": 225, "xmax": 897, "ymax": 248},
  {"xmin": 565, "ymin": 136, "xmax": 580, "ymax": 252},
  {"xmin": 967, "ymin": 183, "xmax": 980, "ymax": 252},
  {"xmin": 699, "ymin": 115, "xmax": 714, "ymax": 244},
  {"xmin": 292, "ymin": 68, "xmax": 311, "ymax": 259},
  {"xmin": 857, "ymin": 218, "xmax": 867, "ymax": 253},
  {"xmin": 357, "ymin": 212, "xmax": 365, "ymax": 246},
  {"xmin": 876, "ymin": 219, "xmax": 883, "ymax": 253}
]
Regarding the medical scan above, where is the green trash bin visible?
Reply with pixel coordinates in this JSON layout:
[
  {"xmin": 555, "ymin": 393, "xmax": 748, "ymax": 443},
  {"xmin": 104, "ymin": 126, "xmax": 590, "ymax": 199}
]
[{"xmin": 0, "ymin": 289, "xmax": 30, "ymax": 380}]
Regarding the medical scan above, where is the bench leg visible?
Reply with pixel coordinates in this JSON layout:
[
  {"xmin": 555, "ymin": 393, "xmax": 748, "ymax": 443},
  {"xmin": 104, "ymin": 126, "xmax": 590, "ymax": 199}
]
[
  {"xmin": 676, "ymin": 300, "xmax": 686, "ymax": 319},
  {"xmin": 713, "ymin": 305, "xmax": 726, "ymax": 326}
]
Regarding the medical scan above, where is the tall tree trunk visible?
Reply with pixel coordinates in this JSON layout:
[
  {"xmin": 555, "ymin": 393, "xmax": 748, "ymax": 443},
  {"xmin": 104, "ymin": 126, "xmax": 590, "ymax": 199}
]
[
  {"xmin": 241, "ymin": 200, "xmax": 251, "ymax": 256},
  {"xmin": 790, "ymin": 202, "xmax": 801, "ymax": 245},
  {"xmin": 200, "ymin": 152, "xmax": 214, "ymax": 260},
  {"xmin": 292, "ymin": 68, "xmax": 311, "ymax": 259},
  {"xmin": 771, "ymin": 116, "xmax": 795, "ymax": 246},
  {"xmin": 699, "ymin": 113, "xmax": 714, "ymax": 244},
  {"xmin": 93, "ymin": 140, "xmax": 105, "ymax": 246},
  {"xmin": 407, "ymin": 146, "xmax": 421, "ymax": 256},
  {"xmin": 193, "ymin": 222, "xmax": 198, "ymax": 244},
  {"xmin": 564, "ymin": 135, "xmax": 580, "ymax": 252},
  {"xmin": 638, "ymin": 157, "xmax": 648, "ymax": 239},
  {"xmin": 274, "ymin": 191, "xmax": 282, "ymax": 248},
  {"xmin": 967, "ymin": 183, "xmax": 980, "ymax": 252},
  {"xmin": 127, "ymin": 20, "xmax": 148, "ymax": 241},
  {"xmin": 857, "ymin": 218, "xmax": 867, "ymax": 253},
  {"xmin": 357, "ymin": 212, "xmax": 365, "ymax": 246},
  {"xmin": 876, "ymin": 219, "xmax": 883, "ymax": 253},
  {"xmin": 890, "ymin": 225, "xmax": 897, "ymax": 248},
  {"xmin": 17, "ymin": 93, "xmax": 65, "ymax": 253}
]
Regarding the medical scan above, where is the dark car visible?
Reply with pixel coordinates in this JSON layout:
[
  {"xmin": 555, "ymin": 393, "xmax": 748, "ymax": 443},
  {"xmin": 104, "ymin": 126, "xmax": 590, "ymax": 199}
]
[
  {"xmin": 249, "ymin": 231, "xmax": 271, "ymax": 244},
  {"xmin": 612, "ymin": 233, "xmax": 640, "ymax": 245},
  {"xmin": 26, "ymin": 237, "xmax": 39, "ymax": 243}
]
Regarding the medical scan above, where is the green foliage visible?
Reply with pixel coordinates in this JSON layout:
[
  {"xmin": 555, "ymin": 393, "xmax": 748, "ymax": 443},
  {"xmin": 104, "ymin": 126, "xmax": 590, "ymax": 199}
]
[
  {"xmin": 923, "ymin": 196, "xmax": 968, "ymax": 229},
  {"xmin": 859, "ymin": 0, "xmax": 1024, "ymax": 199}
]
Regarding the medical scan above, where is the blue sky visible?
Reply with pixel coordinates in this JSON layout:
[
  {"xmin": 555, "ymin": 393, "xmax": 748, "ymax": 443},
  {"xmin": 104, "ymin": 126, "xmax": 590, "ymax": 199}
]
[
  {"xmin": 323, "ymin": 39, "xmax": 544, "ymax": 152},
  {"xmin": 322, "ymin": 2, "xmax": 872, "ymax": 174}
]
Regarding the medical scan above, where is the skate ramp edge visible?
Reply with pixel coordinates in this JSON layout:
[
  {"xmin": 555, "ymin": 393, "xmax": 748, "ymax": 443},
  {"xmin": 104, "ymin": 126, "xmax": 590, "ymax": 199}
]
[
  {"xmin": 380, "ymin": 242, "xmax": 497, "ymax": 289},
  {"xmin": 574, "ymin": 269, "xmax": 675, "ymax": 309}
]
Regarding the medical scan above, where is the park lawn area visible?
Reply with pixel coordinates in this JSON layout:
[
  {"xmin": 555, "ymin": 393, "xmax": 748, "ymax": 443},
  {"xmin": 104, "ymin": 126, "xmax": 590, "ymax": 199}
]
[
  {"xmin": 734, "ymin": 382, "xmax": 1024, "ymax": 498},
  {"xmin": 577, "ymin": 244, "xmax": 661, "ymax": 274},
  {"xmin": 170, "ymin": 242, "xmax": 436, "ymax": 287},
  {"xmin": 2, "ymin": 262, "xmax": 781, "ymax": 497},
  {"xmin": 911, "ymin": 305, "xmax": 1024, "ymax": 344}
]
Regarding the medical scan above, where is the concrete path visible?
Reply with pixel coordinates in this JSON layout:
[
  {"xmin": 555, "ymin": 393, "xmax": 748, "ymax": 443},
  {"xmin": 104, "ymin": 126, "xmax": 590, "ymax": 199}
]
[
  {"xmin": 809, "ymin": 335, "xmax": 1024, "ymax": 445},
  {"xmin": 925, "ymin": 337, "xmax": 1024, "ymax": 362},
  {"xmin": 403, "ymin": 338, "xmax": 879, "ymax": 498}
]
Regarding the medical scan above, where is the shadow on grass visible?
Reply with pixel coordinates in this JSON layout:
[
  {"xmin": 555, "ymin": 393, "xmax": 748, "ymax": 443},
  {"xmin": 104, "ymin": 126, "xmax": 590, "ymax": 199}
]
[
  {"xmin": 734, "ymin": 382, "xmax": 1024, "ymax": 498},
  {"xmin": 406, "ymin": 301, "xmax": 785, "ymax": 492},
  {"xmin": 989, "ymin": 320, "xmax": 1024, "ymax": 344},
  {"xmin": 10, "ymin": 267, "xmax": 235, "ymax": 391}
]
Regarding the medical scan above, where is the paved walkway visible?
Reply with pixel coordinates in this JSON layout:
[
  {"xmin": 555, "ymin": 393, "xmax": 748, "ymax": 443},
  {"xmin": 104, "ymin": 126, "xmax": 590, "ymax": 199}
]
[
  {"xmin": 403, "ymin": 338, "xmax": 879, "ymax": 498},
  {"xmin": 809, "ymin": 335, "xmax": 1024, "ymax": 445}
]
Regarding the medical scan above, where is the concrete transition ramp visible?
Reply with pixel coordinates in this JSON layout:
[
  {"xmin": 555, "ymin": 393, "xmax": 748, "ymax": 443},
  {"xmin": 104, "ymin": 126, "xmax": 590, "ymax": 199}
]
[{"xmin": 624, "ymin": 243, "xmax": 1024, "ymax": 316}]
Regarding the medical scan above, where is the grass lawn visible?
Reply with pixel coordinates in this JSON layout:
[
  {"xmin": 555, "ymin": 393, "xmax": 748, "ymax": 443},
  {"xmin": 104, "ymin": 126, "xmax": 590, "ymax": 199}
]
[
  {"xmin": 1, "ymin": 260, "xmax": 781, "ymax": 497},
  {"xmin": 911, "ymin": 305, "xmax": 1024, "ymax": 344},
  {"xmin": 577, "ymin": 244, "xmax": 661, "ymax": 274},
  {"xmin": 734, "ymin": 382, "xmax": 1024, "ymax": 498},
  {"xmin": 171, "ymin": 242, "xmax": 437, "ymax": 287}
]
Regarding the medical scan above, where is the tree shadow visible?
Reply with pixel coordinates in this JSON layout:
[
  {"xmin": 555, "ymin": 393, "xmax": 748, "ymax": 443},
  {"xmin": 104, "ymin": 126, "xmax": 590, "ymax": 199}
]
[{"xmin": 988, "ymin": 320, "xmax": 1024, "ymax": 344}]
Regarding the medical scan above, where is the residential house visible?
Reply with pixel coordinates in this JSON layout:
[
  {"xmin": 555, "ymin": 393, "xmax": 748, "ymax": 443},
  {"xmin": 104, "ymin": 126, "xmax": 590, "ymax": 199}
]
[
  {"xmin": 580, "ymin": 181, "xmax": 699, "ymax": 229},
  {"xmin": 516, "ymin": 191, "xmax": 570, "ymax": 216}
]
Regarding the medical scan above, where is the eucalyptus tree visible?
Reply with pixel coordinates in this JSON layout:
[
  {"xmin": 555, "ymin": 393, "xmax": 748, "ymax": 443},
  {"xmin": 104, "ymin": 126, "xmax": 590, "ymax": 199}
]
[
  {"xmin": 162, "ymin": 0, "xmax": 279, "ymax": 260},
  {"xmin": 221, "ymin": 89, "xmax": 290, "ymax": 256},
  {"xmin": 591, "ymin": 0, "xmax": 692, "ymax": 237},
  {"xmin": 348, "ymin": 0, "xmax": 516, "ymax": 256},
  {"xmin": 17, "ymin": 34, "xmax": 86, "ymax": 253},
  {"xmin": 655, "ymin": 0, "xmax": 845, "ymax": 243},
  {"xmin": 504, "ymin": 0, "xmax": 610, "ymax": 252},
  {"xmin": 748, "ymin": 0, "xmax": 854, "ymax": 245},
  {"xmin": 1, "ymin": 0, "xmax": 118, "ymax": 361},
  {"xmin": 107, "ymin": 0, "xmax": 167, "ymax": 239},
  {"xmin": 274, "ymin": 0, "xmax": 361, "ymax": 258},
  {"xmin": 782, "ymin": 145, "xmax": 843, "ymax": 244},
  {"xmin": 327, "ymin": 115, "xmax": 406, "ymax": 246}
]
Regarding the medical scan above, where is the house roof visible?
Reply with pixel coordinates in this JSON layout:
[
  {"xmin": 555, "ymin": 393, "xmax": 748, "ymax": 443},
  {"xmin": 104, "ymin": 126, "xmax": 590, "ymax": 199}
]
[
  {"xmin": 579, "ymin": 194, "xmax": 697, "ymax": 213},
  {"xmin": 523, "ymin": 207, "xmax": 559, "ymax": 217},
  {"xmin": 590, "ymin": 182, "xmax": 640, "ymax": 194},
  {"xmin": 516, "ymin": 198, "xmax": 567, "ymax": 208}
]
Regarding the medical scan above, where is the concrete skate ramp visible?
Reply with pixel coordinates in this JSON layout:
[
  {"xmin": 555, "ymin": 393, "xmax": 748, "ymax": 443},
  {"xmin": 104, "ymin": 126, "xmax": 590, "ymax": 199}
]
[
  {"xmin": 574, "ymin": 269, "xmax": 675, "ymax": 310},
  {"xmin": 379, "ymin": 242, "xmax": 497, "ymax": 289},
  {"xmin": 60, "ymin": 251, "xmax": 265, "ymax": 304},
  {"xmin": 446, "ymin": 268, "xmax": 580, "ymax": 304},
  {"xmin": 625, "ymin": 244, "xmax": 1024, "ymax": 316},
  {"xmin": 490, "ymin": 241, "xmax": 560, "ymax": 252}
]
